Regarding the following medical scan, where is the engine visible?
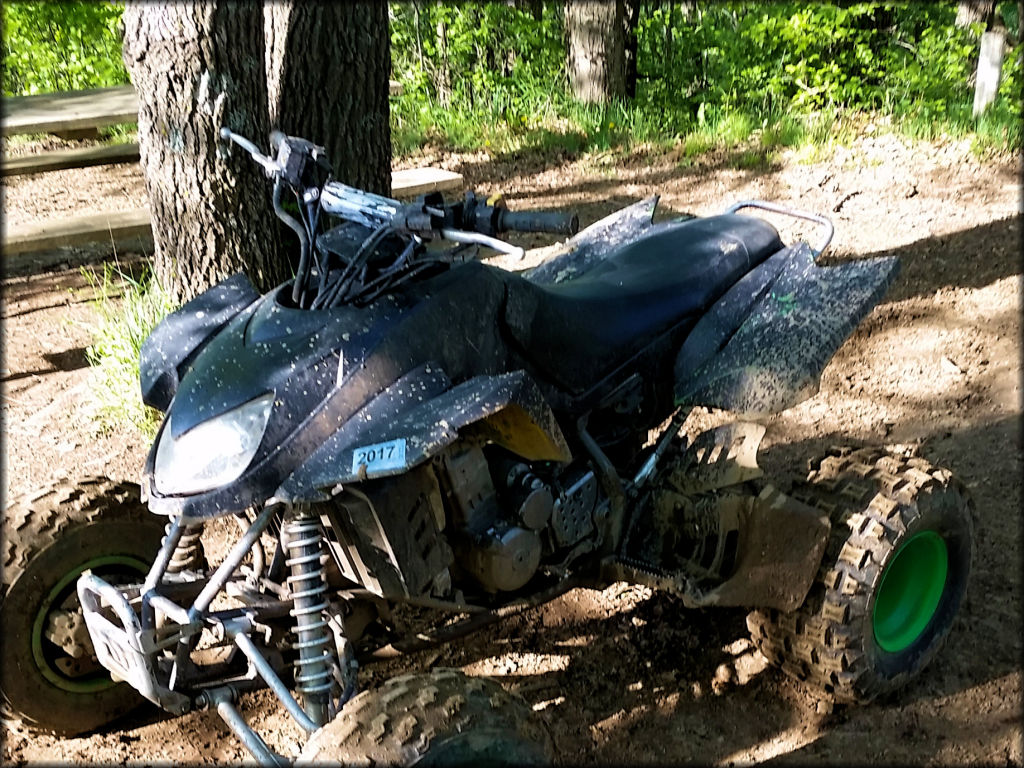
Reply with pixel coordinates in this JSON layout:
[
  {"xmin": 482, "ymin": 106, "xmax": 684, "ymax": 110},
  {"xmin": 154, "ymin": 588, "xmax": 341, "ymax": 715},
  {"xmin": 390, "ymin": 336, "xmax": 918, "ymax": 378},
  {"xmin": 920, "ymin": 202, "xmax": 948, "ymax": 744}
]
[
  {"xmin": 318, "ymin": 441, "xmax": 603, "ymax": 601},
  {"xmin": 437, "ymin": 443, "xmax": 601, "ymax": 593}
]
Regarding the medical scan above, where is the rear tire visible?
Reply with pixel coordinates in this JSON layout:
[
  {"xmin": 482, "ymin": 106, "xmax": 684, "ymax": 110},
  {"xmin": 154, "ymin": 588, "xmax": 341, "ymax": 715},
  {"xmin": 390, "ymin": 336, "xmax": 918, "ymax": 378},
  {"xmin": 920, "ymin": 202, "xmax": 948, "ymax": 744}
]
[
  {"xmin": 747, "ymin": 447, "xmax": 973, "ymax": 704},
  {"xmin": 297, "ymin": 668, "xmax": 552, "ymax": 766},
  {"xmin": 1, "ymin": 478, "xmax": 165, "ymax": 736}
]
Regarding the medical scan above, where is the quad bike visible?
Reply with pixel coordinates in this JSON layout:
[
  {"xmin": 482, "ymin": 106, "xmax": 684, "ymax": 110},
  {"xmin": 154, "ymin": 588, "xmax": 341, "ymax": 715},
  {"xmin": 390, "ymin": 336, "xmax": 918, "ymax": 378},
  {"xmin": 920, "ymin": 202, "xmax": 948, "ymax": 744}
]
[{"xmin": 1, "ymin": 129, "xmax": 974, "ymax": 765}]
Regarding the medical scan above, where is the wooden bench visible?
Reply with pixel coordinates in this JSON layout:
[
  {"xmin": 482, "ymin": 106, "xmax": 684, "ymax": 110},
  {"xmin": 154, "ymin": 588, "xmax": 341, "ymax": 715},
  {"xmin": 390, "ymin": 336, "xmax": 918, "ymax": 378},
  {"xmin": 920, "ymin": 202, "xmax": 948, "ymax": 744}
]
[
  {"xmin": 1, "ymin": 81, "xmax": 405, "ymax": 175},
  {"xmin": 1, "ymin": 79, "xmax": 466, "ymax": 259},
  {"xmin": 2, "ymin": 82, "xmax": 403, "ymax": 136},
  {"xmin": 1, "ymin": 85, "xmax": 139, "ymax": 137},
  {"xmin": 3, "ymin": 166, "xmax": 464, "ymax": 257},
  {"xmin": 2, "ymin": 142, "xmax": 141, "ymax": 177}
]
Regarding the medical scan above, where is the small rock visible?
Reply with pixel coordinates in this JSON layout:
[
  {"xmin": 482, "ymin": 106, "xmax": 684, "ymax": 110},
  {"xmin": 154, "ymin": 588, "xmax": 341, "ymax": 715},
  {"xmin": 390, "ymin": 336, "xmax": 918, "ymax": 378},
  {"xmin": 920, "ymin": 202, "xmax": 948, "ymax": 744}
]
[
  {"xmin": 941, "ymin": 356, "xmax": 964, "ymax": 375},
  {"xmin": 711, "ymin": 662, "xmax": 735, "ymax": 695}
]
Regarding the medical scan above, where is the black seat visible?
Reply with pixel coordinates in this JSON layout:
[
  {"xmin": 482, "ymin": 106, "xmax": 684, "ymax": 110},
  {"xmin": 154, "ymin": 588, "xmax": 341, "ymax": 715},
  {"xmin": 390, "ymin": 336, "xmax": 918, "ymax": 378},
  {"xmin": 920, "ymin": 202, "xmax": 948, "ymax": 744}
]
[{"xmin": 503, "ymin": 214, "xmax": 782, "ymax": 392}]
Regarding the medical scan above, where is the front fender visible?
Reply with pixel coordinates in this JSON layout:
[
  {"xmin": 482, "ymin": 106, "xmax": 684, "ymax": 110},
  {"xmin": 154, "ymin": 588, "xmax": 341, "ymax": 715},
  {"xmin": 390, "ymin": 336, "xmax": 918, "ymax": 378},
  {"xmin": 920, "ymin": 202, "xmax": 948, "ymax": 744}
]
[
  {"xmin": 140, "ymin": 273, "xmax": 260, "ymax": 412},
  {"xmin": 275, "ymin": 366, "xmax": 571, "ymax": 503}
]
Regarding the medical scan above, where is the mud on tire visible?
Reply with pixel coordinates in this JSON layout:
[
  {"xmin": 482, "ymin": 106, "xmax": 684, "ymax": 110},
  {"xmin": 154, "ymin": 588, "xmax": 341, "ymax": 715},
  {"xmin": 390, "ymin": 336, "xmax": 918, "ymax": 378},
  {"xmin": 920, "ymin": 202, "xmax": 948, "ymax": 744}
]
[
  {"xmin": 1, "ymin": 477, "xmax": 166, "ymax": 736},
  {"xmin": 297, "ymin": 668, "xmax": 553, "ymax": 766},
  {"xmin": 747, "ymin": 447, "xmax": 973, "ymax": 704}
]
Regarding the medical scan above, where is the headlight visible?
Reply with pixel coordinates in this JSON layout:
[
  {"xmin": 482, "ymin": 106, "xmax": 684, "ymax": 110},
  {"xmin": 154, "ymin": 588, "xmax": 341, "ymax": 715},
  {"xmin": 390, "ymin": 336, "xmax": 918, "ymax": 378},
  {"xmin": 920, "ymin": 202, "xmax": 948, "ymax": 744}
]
[{"xmin": 154, "ymin": 393, "xmax": 274, "ymax": 495}]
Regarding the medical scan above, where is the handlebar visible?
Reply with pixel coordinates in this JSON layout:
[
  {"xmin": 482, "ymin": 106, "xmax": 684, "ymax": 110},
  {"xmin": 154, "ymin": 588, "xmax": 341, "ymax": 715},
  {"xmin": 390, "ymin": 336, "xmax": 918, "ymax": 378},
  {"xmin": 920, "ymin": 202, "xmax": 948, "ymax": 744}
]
[
  {"xmin": 321, "ymin": 182, "xmax": 578, "ymax": 246},
  {"xmin": 496, "ymin": 208, "xmax": 579, "ymax": 236},
  {"xmin": 221, "ymin": 128, "xmax": 578, "ymax": 260}
]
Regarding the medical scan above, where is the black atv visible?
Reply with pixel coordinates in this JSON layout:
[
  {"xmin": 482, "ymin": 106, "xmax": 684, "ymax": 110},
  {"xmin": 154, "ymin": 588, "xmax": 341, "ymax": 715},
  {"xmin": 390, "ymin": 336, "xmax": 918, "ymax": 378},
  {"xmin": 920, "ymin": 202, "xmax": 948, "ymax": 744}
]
[{"xmin": 0, "ymin": 130, "xmax": 973, "ymax": 765}]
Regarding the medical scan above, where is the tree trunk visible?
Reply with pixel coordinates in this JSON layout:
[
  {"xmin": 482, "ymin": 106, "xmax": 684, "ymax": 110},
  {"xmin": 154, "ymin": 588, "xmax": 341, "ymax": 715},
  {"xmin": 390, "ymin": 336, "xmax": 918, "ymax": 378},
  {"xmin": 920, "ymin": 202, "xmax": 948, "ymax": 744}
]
[
  {"xmin": 623, "ymin": 0, "xmax": 640, "ymax": 98},
  {"xmin": 973, "ymin": 27, "xmax": 1006, "ymax": 115},
  {"xmin": 435, "ymin": 15, "xmax": 451, "ymax": 107},
  {"xmin": 123, "ymin": 2, "xmax": 283, "ymax": 302},
  {"xmin": 413, "ymin": 1, "xmax": 424, "ymax": 70},
  {"xmin": 565, "ymin": 0, "xmax": 627, "ymax": 104},
  {"xmin": 956, "ymin": 0, "xmax": 996, "ymax": 28},
  {"xmin": 514, "ymin": 0, "xmax": 543, "ymax": 22},
  {"xmin": 265, "ymin": 2, "xmax": 391, "ymax": 194},
  {"xmin": 664, "ymin": 0, "xmax": 674, "ymax": 68}
]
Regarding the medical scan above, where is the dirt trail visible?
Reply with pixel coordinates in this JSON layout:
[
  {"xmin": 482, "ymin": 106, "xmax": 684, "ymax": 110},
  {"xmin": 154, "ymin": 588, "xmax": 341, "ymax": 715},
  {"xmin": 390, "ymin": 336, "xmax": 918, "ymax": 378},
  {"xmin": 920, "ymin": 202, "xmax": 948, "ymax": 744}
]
[{"xmin": 2, "ymin": 133, "xmax": 1021, "ymax": 765}]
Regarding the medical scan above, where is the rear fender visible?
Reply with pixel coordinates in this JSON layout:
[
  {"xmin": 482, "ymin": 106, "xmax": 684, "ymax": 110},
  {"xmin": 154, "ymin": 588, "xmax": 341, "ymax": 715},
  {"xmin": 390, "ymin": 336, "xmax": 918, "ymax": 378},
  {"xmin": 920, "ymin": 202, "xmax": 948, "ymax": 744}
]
[
  {"xmin": 674, "ymin": 243, "xmax": 899, "ymax": 416},
  {"xmin": 276, "ymin": 366, "xmax": 571, "ymax": 503},
  {"xmin": 140, "ymin": 273, "xmax": 260, "ymax": 412}
]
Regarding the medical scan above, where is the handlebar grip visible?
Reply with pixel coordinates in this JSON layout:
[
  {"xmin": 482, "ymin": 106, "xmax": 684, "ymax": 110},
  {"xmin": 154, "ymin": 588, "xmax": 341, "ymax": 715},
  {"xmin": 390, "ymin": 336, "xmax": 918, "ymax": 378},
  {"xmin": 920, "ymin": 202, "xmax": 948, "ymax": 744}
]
[{"xmin": 496, "ymin": 209, "xmax": 579, "ymax": 236}]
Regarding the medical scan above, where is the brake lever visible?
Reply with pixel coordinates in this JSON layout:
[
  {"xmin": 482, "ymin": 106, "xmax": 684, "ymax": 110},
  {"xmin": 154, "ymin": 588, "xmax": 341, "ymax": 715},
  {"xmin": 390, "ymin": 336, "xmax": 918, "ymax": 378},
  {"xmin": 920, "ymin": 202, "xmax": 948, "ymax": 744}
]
[{"xmin": 219, "ymin": 128, "xmax": 283, "ymax": 176}]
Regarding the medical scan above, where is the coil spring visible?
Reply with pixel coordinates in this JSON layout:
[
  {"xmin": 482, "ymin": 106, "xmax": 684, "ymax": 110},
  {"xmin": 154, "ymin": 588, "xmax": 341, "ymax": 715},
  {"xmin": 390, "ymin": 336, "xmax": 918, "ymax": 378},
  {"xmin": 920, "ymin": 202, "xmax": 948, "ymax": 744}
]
[
  {"xmin": 284, "ymin": 511, "xmax": 333, "ymax": 698},
  {"xmin": 165, "ymin": 522, "xmax": 204, "ymax": 574}
]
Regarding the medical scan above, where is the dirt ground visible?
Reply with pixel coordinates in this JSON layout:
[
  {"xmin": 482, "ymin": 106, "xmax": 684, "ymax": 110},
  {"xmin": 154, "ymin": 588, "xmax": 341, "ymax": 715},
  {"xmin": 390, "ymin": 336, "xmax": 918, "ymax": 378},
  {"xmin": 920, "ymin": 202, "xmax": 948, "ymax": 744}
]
[{"xmin": 2, "ymin": 131, "xmax": 1021, "ymax": 765}]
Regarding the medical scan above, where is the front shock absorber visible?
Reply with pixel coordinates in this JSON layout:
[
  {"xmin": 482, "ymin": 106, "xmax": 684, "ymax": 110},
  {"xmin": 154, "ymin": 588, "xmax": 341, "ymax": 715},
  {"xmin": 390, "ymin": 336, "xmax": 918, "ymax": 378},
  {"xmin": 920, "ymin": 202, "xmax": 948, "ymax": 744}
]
[
  {"xmin": 165, "ymin": 521, "xmax": 204, "ymax": 574},
  {"xmin": 283, "ymin": 506, "xmax": 334, "ymax": 726}
]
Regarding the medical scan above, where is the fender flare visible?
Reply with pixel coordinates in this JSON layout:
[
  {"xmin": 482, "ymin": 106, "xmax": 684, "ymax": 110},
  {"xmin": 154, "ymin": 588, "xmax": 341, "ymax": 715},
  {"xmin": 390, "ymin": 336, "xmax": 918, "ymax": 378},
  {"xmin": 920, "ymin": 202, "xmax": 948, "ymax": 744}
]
[{"xmin": 275, "ymin": 366, "xmax": 571, "ymax": 503}]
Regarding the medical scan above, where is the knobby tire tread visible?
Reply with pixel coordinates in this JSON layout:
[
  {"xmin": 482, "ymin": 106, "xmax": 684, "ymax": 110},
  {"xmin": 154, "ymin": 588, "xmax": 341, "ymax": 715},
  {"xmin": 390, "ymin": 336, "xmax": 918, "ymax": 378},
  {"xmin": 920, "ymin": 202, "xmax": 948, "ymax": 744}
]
[
  {"xmin": 746, "ymin": 446, "xmax": 973, "ymax": 704},
  {"xmin": 1, "ymin": 476, "xmax": 162, "ymax": 736},
  {"xmin": 298, "ymin": 668, "xmax": 552, "ymax": 765}
]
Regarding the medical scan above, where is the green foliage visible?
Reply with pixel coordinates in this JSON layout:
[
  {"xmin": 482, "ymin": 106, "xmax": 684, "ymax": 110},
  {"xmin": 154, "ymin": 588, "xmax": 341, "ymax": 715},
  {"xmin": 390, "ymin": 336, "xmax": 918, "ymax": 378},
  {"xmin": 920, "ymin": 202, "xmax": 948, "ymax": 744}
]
[
  {"xmin": 390, "ymin": 1, "xmax": 1022, "ymax": 158},
  {"xmin": 2, "ymin": 1, "xmax": 128, "ymax": 96},
  {"xmin": 83, "ymin": 263, "xmax": 177, "ymax": 437},
  {"xmin": 2, "ymin": 0, "xmax": 1019, "ymax": 154}
]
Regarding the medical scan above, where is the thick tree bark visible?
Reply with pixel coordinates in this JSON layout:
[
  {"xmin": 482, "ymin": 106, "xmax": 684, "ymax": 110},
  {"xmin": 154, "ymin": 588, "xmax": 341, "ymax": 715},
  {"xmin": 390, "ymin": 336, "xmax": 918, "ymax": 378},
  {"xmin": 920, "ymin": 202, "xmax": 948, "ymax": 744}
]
[
  {"xmin": 566, "ymin": 1, "xmax": 627, "ymax": 104},
  {"xmin": 125, "ymin": 2, "xmax": 392, "ymax": 302},
  {"xmin": 123, "ymin": 3, "xmax": 284, "ymax": 302},
  {"xmin": 265, "ymin": 2, "xmax": 391, "ymax": 194}
]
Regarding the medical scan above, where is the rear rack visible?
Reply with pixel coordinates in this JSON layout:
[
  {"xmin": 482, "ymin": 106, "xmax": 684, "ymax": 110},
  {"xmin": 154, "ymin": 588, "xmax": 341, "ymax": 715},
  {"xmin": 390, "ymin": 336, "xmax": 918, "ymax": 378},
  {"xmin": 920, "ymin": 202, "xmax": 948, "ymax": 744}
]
[{"xmin": 724, "ymin": 200, "xmax": 834, "ymax": 256}]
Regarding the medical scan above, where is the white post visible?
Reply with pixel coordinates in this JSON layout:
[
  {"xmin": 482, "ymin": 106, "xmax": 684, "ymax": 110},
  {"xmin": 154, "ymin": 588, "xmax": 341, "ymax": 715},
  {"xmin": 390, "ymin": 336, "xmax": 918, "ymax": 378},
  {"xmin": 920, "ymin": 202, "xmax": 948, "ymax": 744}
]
[{"xmin": 973, "ymin": 28, "xmax": 1007, "ymax": 117}]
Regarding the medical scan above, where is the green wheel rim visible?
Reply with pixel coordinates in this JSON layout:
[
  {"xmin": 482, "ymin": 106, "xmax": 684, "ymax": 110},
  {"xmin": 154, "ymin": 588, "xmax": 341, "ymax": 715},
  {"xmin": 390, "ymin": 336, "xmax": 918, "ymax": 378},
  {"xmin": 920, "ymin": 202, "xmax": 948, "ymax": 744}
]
[
  {"xmin": 31, "ymin": 554, "xmax": 150, "ymax": 693},
  {"xmin": 872, "ymin": 531, "xmax": 949, "ymax": 653}
]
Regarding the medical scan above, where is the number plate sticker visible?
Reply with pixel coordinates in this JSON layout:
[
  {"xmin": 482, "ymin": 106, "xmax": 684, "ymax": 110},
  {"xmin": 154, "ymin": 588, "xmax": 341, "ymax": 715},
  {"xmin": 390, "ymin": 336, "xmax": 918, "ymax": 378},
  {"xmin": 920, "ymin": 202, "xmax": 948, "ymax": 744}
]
[{"xmin": 351, "ymin": 438, "xmax": 407, "ymax": 475}]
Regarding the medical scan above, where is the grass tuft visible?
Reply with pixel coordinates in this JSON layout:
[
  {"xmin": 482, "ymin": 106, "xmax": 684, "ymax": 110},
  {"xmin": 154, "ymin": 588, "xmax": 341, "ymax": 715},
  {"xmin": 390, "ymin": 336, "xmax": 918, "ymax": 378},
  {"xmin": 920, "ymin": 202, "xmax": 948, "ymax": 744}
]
[{"xmin": 83, "ymin": 262, "xmax": 177, "ymax": 437}]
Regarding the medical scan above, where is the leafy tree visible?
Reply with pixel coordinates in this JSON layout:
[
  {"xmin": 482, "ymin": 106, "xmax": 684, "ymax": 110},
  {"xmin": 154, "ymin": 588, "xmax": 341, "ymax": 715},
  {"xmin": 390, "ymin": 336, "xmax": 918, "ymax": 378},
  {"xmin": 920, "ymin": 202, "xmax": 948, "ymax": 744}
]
[{"xmin": 1, "ymin": 1, "xmax": 128, "ymax": 96}]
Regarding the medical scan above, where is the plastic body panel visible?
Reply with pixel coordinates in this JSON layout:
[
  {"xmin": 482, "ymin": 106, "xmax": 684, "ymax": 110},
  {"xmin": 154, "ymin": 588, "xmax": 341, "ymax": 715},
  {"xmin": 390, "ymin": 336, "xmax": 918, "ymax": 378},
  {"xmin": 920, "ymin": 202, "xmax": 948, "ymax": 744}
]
[
  {"xmin": 276, "ymin": 366, "xmax": 571, "ymax": 503},
  {"xmin": 139, "ymin": 273, "xmax": 260, "ymax": 412},
  {"xmin": 142, "ymin": 263, "xmax": 560, "ymax": 520},
  {"xmin": 674, "ymin": 243, "xmax": 900, "ymax": 416}
]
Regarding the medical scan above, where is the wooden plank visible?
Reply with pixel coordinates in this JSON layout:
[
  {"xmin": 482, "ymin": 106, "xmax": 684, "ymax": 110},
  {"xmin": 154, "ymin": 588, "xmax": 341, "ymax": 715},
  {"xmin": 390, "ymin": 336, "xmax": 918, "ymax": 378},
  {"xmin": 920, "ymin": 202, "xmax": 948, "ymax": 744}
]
[
  {"xmin": 2, "ymin": 85, "xmax": 138, "ymax": 137},
  {"xmin": 4, "ymin": 166, "xmax": 462, "ymax": 256},
  {"xmin": 391, "ymin": 167, "xmax": 463, "ymax": 198},
  {"xmin": 3, "ymin": 81, "xmax": 403, "ymax": 137},
  {"xmin": 3, "ymin": 208, "xmax": 152, "ymax": 256},
  {"xmin": 2, "ymin": 142, "xmax": 140, "ymax": 177}
]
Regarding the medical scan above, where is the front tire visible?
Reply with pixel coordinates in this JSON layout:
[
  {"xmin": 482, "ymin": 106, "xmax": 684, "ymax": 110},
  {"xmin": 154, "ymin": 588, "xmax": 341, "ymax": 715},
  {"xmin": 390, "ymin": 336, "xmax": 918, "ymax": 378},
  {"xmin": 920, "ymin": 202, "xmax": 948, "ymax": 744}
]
[
  {"xmin": 297, "ymin": 669, "xmax": 553, "ymax": 766},
  {"xmin": 1, "ymin": 477, "xmax": 166, "ymax": 736},
  {"xmin": 747, "ymin": 447, "xmax": 973, "ymax": 704}
]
